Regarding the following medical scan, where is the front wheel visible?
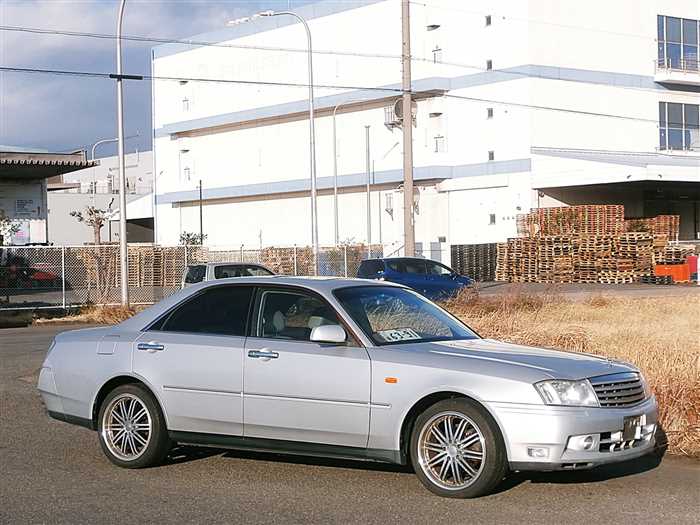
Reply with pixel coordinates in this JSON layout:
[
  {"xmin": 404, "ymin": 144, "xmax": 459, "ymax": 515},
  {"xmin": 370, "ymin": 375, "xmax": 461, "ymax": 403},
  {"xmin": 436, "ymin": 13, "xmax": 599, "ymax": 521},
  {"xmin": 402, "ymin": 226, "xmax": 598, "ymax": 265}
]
[
  {"xmin": 97, "ymin": 384, "xmax": 170, "ymax": 468},
  {"xmin": 410, "ymin": 398, "xmax": 507, "ymax": 498}
]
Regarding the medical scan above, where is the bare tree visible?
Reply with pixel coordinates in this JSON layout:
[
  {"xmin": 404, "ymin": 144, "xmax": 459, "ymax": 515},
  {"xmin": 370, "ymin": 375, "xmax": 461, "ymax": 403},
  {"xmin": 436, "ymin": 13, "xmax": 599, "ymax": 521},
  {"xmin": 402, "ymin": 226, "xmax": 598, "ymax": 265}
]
[
  {"xmin": 0, "ymin": 209, "xmax": 20, "ymax": 246},
  {"xmin": 70, "ymin": 206, "xmax": 109, "ymax": 245}
]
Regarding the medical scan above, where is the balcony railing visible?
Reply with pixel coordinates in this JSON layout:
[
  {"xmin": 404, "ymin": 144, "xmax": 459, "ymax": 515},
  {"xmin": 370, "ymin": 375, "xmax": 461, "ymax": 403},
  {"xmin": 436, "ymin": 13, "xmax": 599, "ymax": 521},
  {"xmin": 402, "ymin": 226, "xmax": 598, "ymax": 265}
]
[{"xmin": 656, "ymin": 57, "xmax": 700, "ymax": 73}]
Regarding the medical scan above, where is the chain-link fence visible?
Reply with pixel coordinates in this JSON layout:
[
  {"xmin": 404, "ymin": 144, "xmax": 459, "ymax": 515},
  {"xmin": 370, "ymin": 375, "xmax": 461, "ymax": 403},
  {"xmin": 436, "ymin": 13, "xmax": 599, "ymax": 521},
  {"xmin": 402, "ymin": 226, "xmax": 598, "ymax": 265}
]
[{"xmin": 0, "ymin": 243, "xmax": 383, "ymax": 311}]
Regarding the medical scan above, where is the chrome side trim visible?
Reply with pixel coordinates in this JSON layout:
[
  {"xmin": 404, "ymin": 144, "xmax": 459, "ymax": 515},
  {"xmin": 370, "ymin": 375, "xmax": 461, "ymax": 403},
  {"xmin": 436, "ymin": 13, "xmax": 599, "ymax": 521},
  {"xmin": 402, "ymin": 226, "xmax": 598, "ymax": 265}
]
[
  {"xmin": 244, "ymin": 392, "xmax": 389, "ymax": 409},
  {"xmin": 163, "ymin": 385, "xmax": 242, "ymax": 397}
]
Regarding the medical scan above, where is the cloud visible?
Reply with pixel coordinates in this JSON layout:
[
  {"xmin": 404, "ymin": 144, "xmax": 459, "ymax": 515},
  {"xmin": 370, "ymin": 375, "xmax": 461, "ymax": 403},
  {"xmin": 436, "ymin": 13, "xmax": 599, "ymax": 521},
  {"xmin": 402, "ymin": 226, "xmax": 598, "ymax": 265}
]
[{"xmin": 0, "ymin": 0, "xmax": 267, "ymax": 154}]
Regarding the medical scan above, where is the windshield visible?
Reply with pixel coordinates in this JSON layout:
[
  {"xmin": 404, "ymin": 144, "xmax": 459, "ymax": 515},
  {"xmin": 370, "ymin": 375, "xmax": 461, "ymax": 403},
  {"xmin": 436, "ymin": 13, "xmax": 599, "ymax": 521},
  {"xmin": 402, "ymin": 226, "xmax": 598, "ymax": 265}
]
[{"xmin": 334, "ymin": 286, "xmax": 478, "ymax": 345}]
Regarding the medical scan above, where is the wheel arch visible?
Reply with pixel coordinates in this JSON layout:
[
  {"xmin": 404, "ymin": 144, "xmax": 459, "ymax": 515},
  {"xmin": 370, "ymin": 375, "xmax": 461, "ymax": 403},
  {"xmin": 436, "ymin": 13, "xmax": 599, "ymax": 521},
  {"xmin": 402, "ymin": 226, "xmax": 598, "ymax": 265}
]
[
  {"xmin": 91, "ymin": 375, "xmax": 167, "ymax": 431},
  {"xmin": 398, "ymin": 390, "xmax": 508, "ymax": 464}
]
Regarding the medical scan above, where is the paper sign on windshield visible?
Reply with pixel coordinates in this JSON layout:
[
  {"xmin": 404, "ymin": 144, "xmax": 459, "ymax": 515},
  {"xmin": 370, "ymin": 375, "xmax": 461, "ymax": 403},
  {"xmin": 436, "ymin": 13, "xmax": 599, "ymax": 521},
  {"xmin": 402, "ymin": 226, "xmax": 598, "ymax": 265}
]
[{"xmin": 377, "ymin": 328, "xmax": 421, "ymax": 342}]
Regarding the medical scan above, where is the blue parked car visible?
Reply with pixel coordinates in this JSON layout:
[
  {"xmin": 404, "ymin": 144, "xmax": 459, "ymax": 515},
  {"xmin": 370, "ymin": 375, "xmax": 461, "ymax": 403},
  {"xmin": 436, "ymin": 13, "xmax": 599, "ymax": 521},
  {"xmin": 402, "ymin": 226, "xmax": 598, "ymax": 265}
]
[{"xmin": 357, "ymin": 257, "xmax": 473, "ymax": 300}]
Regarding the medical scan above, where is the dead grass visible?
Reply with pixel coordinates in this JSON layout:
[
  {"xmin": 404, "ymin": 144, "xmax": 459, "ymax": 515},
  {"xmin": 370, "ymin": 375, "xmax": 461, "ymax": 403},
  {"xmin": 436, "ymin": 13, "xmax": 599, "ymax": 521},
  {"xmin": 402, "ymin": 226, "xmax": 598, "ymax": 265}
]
[
  {"xmin": 442, "ymin": 288, "xmax": 700, "ymax": 457},
  {"xmin": 35, "ymin": 305, "xmax": 138, "ymax": 325}
]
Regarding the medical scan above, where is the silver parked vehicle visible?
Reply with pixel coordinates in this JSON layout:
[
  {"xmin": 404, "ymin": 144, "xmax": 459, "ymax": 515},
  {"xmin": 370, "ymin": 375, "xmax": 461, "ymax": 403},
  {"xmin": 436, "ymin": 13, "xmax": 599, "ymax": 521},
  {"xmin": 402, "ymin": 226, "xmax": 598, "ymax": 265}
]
[
  {"xmin": 38, "ymin": 277, "xmax": 659, "ymax": 498},
  {"xmin": 181, "ymin": 262, "xmax": 274, "ymax": 288}
]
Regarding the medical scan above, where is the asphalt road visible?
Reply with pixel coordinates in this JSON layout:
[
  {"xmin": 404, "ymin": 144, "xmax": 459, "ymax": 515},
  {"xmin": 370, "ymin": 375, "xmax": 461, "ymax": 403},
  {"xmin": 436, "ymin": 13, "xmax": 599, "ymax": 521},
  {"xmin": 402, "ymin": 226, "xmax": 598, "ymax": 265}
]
[{"xmin": 1, "ymin": 325, "xmax": 698, "ymax": 524}]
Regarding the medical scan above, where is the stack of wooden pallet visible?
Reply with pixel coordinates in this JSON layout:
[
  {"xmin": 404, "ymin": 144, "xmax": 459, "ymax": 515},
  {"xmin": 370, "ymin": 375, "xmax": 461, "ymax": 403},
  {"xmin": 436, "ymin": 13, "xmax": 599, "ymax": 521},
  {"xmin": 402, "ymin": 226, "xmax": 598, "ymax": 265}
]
[
  {"xmin": 450, "ymin": 243, "xmax": 498, "ymax": 281},
  {"xmin": 625, "ymin": 215, "xmax": 680, "ymax": 240},
  {"xmin": 495, "ymin": 204, "xmax": 693, "ymax": 284}
]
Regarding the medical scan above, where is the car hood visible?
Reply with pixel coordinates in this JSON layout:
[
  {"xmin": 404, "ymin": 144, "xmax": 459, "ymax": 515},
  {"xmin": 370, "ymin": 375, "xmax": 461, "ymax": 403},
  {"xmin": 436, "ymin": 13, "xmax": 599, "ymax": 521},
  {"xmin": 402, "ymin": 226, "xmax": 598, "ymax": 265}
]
[{"xmin": 418, "ymin": 338, "xmax": 636, "ymax": 381}]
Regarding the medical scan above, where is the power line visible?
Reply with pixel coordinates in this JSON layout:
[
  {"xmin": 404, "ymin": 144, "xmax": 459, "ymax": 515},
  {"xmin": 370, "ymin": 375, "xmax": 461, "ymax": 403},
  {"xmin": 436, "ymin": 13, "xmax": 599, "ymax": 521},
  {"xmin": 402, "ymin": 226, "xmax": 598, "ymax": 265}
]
[
  {"xmin": 1, "ymin": 65, "xmax": 665, "ymax": 125},
  {"xmin": 0, "ymin": 66, "xmax": 404, "ymax": 94},
  {"xmin": 443, "ymin": 93, "xmax": 661, "ymax": 124},
  {"xmin": 3, "ymin": 24, "xmax": 696, "ymax": 100}
]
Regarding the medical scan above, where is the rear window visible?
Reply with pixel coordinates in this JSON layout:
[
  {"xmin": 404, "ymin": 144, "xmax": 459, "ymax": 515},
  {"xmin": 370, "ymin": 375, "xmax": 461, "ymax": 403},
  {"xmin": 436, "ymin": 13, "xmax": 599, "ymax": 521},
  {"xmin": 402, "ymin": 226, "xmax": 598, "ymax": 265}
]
[
  {"xmin": 184, "ymin": 265, "xmax": 206, "ymax": 284},
  {"xmin": 358, "ymin": 260, "xmax": 384, "ymax": 278}
]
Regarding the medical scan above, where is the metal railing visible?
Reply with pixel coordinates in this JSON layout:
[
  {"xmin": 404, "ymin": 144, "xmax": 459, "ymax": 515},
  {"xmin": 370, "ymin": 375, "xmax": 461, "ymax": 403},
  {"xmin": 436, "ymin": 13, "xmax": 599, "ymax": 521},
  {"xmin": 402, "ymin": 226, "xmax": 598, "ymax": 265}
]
[
  {"xmin": 655, "ymin": 57, "xmax": 700, "ymax": 73},
  {"xmin": 0, "ymin": 243, "xmax": 382, "ymax": 311}
]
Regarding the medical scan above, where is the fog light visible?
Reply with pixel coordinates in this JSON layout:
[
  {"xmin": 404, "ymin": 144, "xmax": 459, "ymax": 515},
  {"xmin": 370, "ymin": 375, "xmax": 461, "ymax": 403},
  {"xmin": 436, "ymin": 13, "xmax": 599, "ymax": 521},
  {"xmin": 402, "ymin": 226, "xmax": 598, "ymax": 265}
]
[
  {"xmin": 527, "ymin": 447, "xmax": 549, "ymax": 458},
  {"xmin": 567, "ymin": 434, "xmax": 600, "ymax": 452}
]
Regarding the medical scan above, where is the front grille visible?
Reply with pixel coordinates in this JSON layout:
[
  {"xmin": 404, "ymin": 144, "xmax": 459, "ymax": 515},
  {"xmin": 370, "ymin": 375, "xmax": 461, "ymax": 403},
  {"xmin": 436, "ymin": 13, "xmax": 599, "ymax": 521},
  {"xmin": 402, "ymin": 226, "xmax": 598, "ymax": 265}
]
[{"xmin": 589, "ymin": 372, "xmax": 646, "ymax": 408}]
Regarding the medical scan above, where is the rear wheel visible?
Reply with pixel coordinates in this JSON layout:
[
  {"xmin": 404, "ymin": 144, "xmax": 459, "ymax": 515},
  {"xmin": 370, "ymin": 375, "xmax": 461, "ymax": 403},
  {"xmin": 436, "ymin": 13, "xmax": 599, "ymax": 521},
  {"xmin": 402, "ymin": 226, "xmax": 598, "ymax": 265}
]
[
  {"xmin": 410, "ymin": 398, "xmax": 507, "ymax": 498},
  {"xmin": 97, "ymin": 384, "xmax": 170, "ymax": 468}
]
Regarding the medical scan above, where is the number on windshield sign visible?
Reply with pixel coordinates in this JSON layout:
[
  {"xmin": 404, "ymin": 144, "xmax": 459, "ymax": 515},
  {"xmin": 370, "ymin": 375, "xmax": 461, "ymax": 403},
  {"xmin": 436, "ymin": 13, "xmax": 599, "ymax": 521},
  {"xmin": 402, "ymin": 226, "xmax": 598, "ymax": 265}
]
[{"xmin": 377, "ymin": 328, "xmax": 421, "ymax": 342}]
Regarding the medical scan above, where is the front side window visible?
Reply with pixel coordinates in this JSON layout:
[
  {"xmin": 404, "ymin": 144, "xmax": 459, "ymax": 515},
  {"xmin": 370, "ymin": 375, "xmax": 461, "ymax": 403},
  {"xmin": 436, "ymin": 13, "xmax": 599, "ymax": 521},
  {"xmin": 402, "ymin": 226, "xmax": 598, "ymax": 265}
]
[
  {"xmin": 244, "ymin": 265, "xmax": 274, "ymax": 276},
  {"xmin": 213, "ymin": 264, "xmax": 273, "ymax": 279},
  {"xmin": 184, "ymin": 265, "xmax": 206, "ymax": 284},
  {"xmin": 659, "ymin": 102, "xmax": 700, "ymax": 150},
  {"xmin": 257, "ymin": 290, "xmax": 341, "ymax": 342},
  {"xmin": 155, "ymin": 285, "xmax": 253, "ymax": 336},
  {"xmin": 426, "ymin": 261, "xmax": 454, "ymax": 276},
  {"xmin": 334, "ymin": 286, "xmax": 478, "ymax": 346}
]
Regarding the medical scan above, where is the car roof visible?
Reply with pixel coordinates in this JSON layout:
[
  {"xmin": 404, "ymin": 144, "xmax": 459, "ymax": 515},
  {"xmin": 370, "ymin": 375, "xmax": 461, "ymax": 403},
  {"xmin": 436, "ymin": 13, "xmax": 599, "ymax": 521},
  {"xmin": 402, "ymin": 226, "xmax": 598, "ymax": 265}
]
[
  {"xmin": 187, "ymin": 262, "xmax": 268, "ymax": 267},
  {"xmin": 119, "ymin": 276, "xmax": 403, "ymax": 331}
]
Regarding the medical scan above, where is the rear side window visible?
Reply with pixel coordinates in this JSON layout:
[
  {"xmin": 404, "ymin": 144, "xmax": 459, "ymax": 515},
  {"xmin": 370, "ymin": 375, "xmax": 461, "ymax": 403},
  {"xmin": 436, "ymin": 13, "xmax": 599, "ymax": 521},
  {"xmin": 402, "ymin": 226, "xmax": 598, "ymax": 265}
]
[
  {"xmin": 154, "ymin": 285, "xmax": 253, "ymax": 336},
  {"xmin": 358, "ymin": 260, "xmax": 384, "ymax": 278},
  {"xmin": 214, "ymin": 265, "xmax": 244, "ymax": 278},
  {"xmin": 184, "ymin": 265, "xmax": 206, "ymax": 284},
  {"xmin": 388, "ymin": 259, "xmax": 426, "ymax": 274},
  {"xmin": 244, "ymin": 265, "xmax": 274, "ymax": 276}
]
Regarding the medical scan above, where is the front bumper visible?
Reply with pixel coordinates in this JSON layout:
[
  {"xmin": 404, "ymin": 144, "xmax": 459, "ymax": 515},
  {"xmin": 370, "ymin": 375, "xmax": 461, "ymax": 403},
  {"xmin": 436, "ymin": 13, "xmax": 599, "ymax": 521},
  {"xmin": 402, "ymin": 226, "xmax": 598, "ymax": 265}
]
[{"xmin": 487, "ymin": 396, "xmax": 659, "ymax": 471}]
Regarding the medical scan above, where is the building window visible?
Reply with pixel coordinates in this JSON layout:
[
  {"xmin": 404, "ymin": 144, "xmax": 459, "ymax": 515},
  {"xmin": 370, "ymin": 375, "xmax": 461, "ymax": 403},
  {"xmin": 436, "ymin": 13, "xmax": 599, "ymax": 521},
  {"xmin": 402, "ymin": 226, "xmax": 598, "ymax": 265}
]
[
  {"xmin": 485, "ymin": 15, "xmax": 492, "ymax": 26},
  {"xmin": 657, "ymin": 15, "xmax": 699, "ymax": 70},
  {"xmin": 486, "ymin": 59, "xmax": 493, "ymax": 70},
  {"xmin": 488, "ymin": 150, "xmax": 495, "ymax": 161},
  {"xmin": 659, "ymin": 102, "xmax": 699, "ymax": 150},
  {"xmin": 487, "ymin": 107, "xmax": 494, "ymax": 119},
  {"xmin": 432, "ymin": 46, "xmax": 443, "ymax": 63},
  {"xmin": 434, "ymin": 135, "xmax": 446, "ymax": 153},
  {"xmin": 489, "ymin": 213, "xmax": 496, "ymax": 225}
]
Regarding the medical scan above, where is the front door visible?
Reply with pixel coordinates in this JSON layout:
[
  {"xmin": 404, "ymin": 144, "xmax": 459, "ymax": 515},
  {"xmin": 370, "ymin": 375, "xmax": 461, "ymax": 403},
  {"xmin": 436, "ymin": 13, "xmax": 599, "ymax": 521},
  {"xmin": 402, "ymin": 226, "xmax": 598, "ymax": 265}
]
[
  {"xmin": 243, "ymin": 287, "xmax": 371, "ymax": 448},
  {"xmin": 133, "ymin": 285, "xmax": 254, "ymax": 436}
]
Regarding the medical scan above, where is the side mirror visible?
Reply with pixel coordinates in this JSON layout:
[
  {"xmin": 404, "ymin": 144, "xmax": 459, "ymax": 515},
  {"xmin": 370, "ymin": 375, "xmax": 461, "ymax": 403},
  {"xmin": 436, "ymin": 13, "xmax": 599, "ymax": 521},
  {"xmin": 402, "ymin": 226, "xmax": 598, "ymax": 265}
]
[{"xmin": 310, "ymin": 324, "xmax": 347, "ymax": 344}]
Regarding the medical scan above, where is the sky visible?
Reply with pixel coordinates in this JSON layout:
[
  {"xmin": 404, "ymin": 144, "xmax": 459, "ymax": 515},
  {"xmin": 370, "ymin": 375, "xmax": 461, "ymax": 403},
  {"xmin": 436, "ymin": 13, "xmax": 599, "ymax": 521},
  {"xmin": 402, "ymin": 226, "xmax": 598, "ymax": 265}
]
[{"xmin": 0, "ymin": 0, "xmax": 315, "ymax": 157}]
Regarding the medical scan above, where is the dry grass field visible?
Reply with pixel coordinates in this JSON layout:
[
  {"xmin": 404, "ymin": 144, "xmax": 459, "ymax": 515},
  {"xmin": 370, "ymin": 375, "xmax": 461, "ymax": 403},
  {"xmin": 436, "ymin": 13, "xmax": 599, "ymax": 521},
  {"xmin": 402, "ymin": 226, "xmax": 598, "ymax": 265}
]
[{"xmin": 442, "ymin": 289, "xmax": 700, "ymax": 457}]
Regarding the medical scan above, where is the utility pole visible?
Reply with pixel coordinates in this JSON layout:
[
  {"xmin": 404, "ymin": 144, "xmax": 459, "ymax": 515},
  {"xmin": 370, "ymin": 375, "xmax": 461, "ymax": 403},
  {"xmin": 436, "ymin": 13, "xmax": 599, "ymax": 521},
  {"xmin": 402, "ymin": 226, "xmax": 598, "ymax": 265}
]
[{"xmin": 401, "ymin": 0, "xmax": 415, "ymax": 257}]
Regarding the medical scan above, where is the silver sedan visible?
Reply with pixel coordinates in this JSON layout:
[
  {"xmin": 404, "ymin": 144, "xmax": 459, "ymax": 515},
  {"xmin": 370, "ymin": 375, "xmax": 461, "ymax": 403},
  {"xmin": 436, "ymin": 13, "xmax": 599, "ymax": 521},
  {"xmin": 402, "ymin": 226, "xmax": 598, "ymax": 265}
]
[{"xmin": 37, "ymin": 277, "xmax": 659, "ymax": 498}]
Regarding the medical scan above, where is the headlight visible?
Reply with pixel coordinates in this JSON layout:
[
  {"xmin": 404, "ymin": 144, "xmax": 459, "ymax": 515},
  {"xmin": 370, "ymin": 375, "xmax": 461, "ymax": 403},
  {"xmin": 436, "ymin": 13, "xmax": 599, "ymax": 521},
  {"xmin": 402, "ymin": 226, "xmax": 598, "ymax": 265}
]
[{"xmin": 534, "ymin": 379, "xmax": 599, "ymax": 407}]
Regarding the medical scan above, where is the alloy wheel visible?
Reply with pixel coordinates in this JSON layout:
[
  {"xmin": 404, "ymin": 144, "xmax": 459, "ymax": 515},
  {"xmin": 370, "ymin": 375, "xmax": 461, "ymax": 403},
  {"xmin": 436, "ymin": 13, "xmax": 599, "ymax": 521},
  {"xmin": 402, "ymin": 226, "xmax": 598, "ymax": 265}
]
[
  {"xmin": 101, "ymin": 393, "xmax": 152, "ymax": 461},
  {"xmin": 417, "ymin": 411, "xmax": 486, "ymax": 490}
]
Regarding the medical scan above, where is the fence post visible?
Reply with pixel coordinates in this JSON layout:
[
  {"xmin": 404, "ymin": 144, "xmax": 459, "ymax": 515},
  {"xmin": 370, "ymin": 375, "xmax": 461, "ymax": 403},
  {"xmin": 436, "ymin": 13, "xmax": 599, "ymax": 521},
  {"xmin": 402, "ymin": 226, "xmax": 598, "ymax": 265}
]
[
  {"xmin": 293, "ymin": 245, "xmax": 298, "ymax": 276},
  {"xmin": 344, "ymin": 245, "xmax": 348, "ymax": 277},
  {"xmin": 61, "ymin": 246, "xmax": 66, "ymax": 309},
  {"xmin": 184, "ymin": 244, "xmax": 189, "ymax": 267}
]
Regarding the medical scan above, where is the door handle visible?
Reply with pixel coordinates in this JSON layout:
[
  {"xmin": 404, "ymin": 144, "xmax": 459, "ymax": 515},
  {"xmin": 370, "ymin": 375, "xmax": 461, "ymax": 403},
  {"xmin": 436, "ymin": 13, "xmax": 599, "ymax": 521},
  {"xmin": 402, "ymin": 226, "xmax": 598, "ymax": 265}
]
[
  {"xmin": 137, "ymin": 341, "xmax": 165, "ymax": 352},
  {"xmin": 248, "ymin": 349, "xmax": 279, "ymax": 360}
]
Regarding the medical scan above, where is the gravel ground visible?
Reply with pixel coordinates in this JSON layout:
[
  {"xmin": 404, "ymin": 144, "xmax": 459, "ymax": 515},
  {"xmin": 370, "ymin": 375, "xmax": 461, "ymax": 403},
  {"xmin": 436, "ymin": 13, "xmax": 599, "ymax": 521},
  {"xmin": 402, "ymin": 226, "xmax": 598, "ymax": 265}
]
[{"xmin": 1, "ymin": 324, "xmax": 698, "ymax": 524}]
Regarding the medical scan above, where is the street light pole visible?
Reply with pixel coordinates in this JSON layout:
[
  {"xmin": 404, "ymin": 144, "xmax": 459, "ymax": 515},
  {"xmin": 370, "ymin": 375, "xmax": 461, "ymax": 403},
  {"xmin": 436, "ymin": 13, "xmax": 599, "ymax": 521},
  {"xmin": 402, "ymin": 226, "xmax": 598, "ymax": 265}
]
[
  {"xmin": 365, "ymin": 125, "xmax": 371, "ymax": 257},
  {"xmin": 228, "ymin": 10, "xmax": 318, "ymax": 274},
  {"xmin": 332, "ymin": 104, "xmax": 341, "ymax": 246},
  {"xmin": 116, "ymin": 0, "xmax": 129, "ymax": 306}
]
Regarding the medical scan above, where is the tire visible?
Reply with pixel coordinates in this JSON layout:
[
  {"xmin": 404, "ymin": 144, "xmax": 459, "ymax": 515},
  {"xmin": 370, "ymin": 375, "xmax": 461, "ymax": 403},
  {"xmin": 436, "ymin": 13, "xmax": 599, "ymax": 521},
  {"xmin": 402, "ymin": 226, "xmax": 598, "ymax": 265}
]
[
  {"xmin": 97, "ymin": 384, "xmax": 170, "ymax": 468},
  {"xmin": 410, "ymin": 398, "xmax": 507, "ymax": 498}
]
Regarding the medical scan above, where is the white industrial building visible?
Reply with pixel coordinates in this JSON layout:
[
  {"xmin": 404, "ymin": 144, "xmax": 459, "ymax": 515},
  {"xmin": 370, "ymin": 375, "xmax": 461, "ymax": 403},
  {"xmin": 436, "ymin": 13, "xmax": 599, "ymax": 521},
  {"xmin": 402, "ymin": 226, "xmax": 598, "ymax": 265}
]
[{"xmin": 151, "ymin": 0, "xmax": 700, "ymax": 258}]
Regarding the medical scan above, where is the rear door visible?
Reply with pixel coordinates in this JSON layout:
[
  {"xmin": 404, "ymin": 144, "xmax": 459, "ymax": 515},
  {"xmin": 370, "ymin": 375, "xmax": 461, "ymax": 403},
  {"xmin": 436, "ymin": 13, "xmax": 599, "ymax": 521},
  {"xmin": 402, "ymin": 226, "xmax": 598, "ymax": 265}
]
[
  {"xmin": 133, "ymin": 285, "xmax": 254, "ymax": 435},
  {"xmin": 243, "ymin": 286, "xmax": 371, "ymax": 447}
]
